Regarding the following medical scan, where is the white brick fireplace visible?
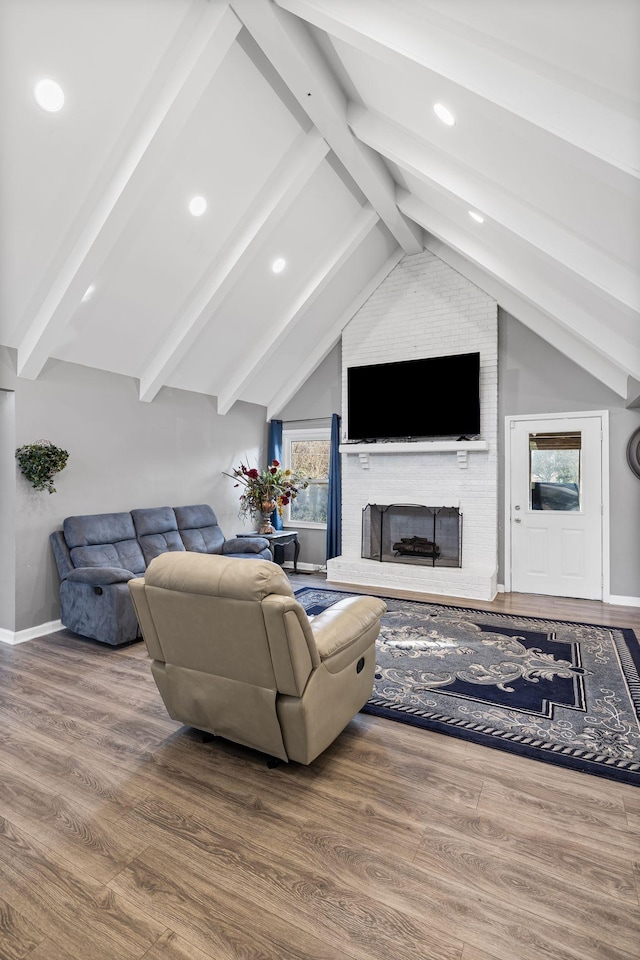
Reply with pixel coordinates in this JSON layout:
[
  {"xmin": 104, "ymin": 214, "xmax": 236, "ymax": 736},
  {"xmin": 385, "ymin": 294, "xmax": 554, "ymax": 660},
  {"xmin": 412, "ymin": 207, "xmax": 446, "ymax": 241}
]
[{"xmin": 327, "ymin": 251, "xmax": 499, "ymax": 601}]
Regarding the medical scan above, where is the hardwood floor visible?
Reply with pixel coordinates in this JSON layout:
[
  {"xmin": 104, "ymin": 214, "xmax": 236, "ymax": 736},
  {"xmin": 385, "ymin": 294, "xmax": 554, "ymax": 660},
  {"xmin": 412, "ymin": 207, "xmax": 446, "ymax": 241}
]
[{"xmin": 0, "ymin": 579, "xmax": 638, "ymax": 960}]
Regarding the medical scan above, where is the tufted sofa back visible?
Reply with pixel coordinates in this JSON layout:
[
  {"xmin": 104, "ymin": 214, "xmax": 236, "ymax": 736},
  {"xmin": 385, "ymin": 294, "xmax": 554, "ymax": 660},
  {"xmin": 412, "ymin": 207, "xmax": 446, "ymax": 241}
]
[
  {"xmin": 55, "ymin": 504, "xmax": 235, "ymax": 577},
  {"xmin": 63, "ymin": 512, "xmax": 146, "ymax": 576},
  {"xmin": 131, "ymin": 506, "xmax": 185, "ymax": 566},
  {"xmin": 173, "ymin": 503, "xmax": 226, "ymax": 554},
  {"xmin": 50, "ymin": 504, "xmax": 272, "ymax": 647}
]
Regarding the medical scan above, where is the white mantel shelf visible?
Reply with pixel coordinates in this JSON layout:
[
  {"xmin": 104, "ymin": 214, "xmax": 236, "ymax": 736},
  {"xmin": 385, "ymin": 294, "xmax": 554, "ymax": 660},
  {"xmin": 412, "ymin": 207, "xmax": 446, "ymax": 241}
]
[
  {"xmin": 340, "ymin": 439, "xmax": 489, "ymax": 469},
  {"xmin": 340, "ymin": 440, "xmax": 488, "ymax": 454}
]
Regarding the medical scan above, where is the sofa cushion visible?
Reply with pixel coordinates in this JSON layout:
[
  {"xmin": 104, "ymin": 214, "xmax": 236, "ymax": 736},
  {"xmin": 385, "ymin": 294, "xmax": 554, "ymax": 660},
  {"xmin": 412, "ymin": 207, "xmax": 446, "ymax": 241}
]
[
  {"xmin": 131, "ymin": 507, "xmax": 186, "ymax": 566},
  {"xmin": 174, "ymin": 504, "xmax": 225, "ymax": 554},
  {"xmin": 64, "ymin": 511, "xmax": 135, "ymax": 547},
  {"xmin": 64, "ymin": 512, "xmax": 145, "ymax": 575},
  {"xmin": 222, "ymin": 537, "xmax": 269, "ymax": 555},
  {"xmin": 69, "ymin": 542, "xmax": 146, "ymax": 574}
]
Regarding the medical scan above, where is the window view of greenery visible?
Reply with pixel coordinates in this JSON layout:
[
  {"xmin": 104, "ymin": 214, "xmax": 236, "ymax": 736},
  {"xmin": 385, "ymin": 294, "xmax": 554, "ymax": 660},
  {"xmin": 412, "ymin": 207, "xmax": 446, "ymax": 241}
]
[
  {"xmin": 289, "ymin": 439, "xmax": 330, "ymax": 524},
  {"xmin": 529, "ymin": 433, "xmax": 581, "ymax": 511}
]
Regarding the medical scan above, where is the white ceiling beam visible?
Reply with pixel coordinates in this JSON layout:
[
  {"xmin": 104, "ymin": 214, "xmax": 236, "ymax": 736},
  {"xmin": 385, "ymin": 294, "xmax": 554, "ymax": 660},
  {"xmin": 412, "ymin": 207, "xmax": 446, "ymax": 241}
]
[
  {"xmin": 230, "ymin": 0, "xmax": 423, "ymax": 254},
  {"xmin": 17, "ymin": 2, "xmax": 241, "ymax": 381},
  {"xmin": 349, "ymin": 103, "xmax": 640, "ymax": 316},
  {"xmin": 138, "ymin": 129, "xmax": 329, "ymax": 402},
  {"xmin": 400, "ymin": 201, "xmax": 630, "ymax": 397},
  {"xmin": 217, "ymin": 205, "xmax": 379, "ymax": 415},
  {"xmin": 426, "ymin": 236, "xmax": 630, "ymax": 400},
  {"xmin": 399, "ymin": 191, "xmax": 639, "ymax": 384},
  {"xmin": 277, "ymin": 0, "xmax": 640, "ymax": 179},
  {"xmin": 626, "ymin": 378, "xmax": 640, "ymax": 409},
  {"xmin": 267, "ymin": 246, "xmax": 403, "ymax": 420}
]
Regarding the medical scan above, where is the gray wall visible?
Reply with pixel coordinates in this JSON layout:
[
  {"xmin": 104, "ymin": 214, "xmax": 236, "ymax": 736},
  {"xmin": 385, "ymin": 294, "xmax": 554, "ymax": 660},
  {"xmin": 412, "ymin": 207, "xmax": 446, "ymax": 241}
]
[
  {"xmin": 498, "ymin": 310, "xmax": 640, "ymax": 597},
  {"xmin": 278, "ymin": 342, "xmax": 342, "ymax": 567},
  {"xmin": 1, "ymin": 348, "xmax": 269, "ymax": 632},
  {"xmin": 0, "ymin": 388, "xmax": 16, "ymax": 630},
  {"xmin": 278, "ymin": 343, "xmax": 342, "ymax": 423}
]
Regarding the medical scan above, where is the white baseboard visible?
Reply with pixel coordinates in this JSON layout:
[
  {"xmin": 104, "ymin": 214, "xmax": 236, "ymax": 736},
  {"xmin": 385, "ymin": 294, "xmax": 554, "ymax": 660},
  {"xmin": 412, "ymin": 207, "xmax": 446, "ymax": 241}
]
[
  {"xmin": 607, "ymin": 594, "xmax": 640, "ymax": 608},
  {"xmin": 282, "ymin": 561, "xmax": 323, "ymax": 573},
  {"xmin": 0, "ymin": 619, "xmax": 63, "ymax": 646},
  {"xmin": 443, "ymin": 585, "xmax": 639, "ymax": 607}
]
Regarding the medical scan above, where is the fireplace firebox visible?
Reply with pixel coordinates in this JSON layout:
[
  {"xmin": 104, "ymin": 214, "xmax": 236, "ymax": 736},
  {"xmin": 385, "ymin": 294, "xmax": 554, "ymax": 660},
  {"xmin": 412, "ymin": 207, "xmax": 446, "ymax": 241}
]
[{"xmin": 362, "ymin": 504, "xmax": 462, "ymax": 567}]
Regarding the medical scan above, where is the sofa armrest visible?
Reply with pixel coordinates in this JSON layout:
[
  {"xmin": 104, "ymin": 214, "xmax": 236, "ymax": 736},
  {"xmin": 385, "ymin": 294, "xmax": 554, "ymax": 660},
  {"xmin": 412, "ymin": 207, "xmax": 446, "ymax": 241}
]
[
  {"xmin": 222, "ymin": 537, "xmax": 270, "ymax": 554},
  {"xmin": 50, "ymin": 529, "xmax": 74, "ymax": 579},
  {"xmin": 312, "ymin": 595, "xmax": 387, "ymax": 670},
  {"xmin": 65, "ymin": 566, "xmax": 135, "ymax": 586}
]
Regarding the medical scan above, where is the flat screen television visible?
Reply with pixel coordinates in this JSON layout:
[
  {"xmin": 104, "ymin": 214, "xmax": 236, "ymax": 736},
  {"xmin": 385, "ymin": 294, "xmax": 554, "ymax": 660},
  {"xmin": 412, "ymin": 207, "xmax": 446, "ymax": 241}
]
[{"xmin": 347, "ymin": 352, "xmax": 480, "ymax": 441}]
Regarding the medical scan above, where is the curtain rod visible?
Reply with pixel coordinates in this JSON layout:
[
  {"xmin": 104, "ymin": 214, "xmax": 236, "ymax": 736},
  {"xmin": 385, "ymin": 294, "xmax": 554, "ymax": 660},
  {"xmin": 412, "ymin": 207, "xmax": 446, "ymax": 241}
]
[{"xmin": 278, "ymin": 416, "xmax": 337, "ymax": 424}]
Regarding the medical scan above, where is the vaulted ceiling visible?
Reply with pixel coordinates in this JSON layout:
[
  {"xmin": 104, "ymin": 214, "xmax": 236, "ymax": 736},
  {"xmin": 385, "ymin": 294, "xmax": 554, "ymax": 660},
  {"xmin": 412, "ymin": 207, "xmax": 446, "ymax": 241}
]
[{"xmin": 1, "ymin": 0, "xmax": 638, "ymax": 416}]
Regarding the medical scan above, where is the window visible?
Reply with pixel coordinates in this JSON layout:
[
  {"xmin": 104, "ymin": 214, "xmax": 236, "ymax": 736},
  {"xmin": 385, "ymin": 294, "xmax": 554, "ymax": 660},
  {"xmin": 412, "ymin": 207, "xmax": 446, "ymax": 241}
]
[
  {"xmin": 529, "ymin": 432, "xmax": 581, "ymax": 511},
  {"xmin": 283, "ymin": 427, "xmax": 331, "ymax": 528}
]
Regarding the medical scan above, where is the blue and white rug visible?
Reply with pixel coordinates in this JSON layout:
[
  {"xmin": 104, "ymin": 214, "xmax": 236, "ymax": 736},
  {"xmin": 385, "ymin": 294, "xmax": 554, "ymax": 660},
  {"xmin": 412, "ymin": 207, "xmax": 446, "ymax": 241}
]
[{"xmin": 295, "ymin": 588, "xmax": 640, "ymax": 785}]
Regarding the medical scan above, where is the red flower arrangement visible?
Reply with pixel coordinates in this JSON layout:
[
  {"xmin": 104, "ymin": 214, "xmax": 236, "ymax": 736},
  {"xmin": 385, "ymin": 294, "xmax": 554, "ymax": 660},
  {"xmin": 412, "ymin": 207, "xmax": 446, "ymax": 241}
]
[{"xmin": 225, "ymin": 459, "xmax": 308, "ymax": 524}]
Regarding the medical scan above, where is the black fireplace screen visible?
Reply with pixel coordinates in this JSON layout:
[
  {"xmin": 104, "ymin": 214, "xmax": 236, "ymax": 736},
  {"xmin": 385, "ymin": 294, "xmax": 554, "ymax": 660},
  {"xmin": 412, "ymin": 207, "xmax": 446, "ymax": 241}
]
[{"xmin": 362, "ymin": 504, "xmax": 462, "ymax": 567}]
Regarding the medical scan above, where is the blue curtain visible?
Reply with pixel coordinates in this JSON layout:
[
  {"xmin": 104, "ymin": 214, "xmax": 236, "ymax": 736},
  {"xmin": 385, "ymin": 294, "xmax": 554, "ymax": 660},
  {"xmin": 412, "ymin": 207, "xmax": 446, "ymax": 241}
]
[
  {"xmin": 268, "ymin": 419, "xmax": 283, "ymax": 531},
  {"xmin": 326, "ymin": 413, "xmax": 342, "ymax": 560}
]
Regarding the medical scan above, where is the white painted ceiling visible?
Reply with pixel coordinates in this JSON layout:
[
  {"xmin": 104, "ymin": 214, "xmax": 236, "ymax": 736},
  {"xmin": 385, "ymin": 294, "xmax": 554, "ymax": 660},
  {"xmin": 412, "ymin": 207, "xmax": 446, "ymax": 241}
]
[{"xmin": 1, "ymin": 0, "xmax": 638, "ymax": 415}]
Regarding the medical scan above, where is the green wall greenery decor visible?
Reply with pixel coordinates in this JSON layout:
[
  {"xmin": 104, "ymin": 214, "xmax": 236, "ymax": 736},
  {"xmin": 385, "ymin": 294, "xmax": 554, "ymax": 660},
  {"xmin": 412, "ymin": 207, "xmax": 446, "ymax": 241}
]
[{"xmin": 15, "ymin": 440, "xmax": 69, "ymax": 493}]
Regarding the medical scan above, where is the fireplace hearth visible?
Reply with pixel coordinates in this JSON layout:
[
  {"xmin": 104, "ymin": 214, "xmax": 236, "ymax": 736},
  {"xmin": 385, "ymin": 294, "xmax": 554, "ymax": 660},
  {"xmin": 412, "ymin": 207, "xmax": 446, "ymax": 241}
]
[{"xmin": 362, "ymin": 504, "xmax": 462, "ymax": 567}]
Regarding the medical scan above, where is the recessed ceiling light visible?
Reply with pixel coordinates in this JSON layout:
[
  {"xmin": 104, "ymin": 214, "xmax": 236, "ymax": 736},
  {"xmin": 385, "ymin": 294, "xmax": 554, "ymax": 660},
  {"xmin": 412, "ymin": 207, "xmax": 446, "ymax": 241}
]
[
  {"xmin": 433, "ymin": 102, "xmax": 455, "ymax": 126},
  {"xmin": 468, "ymin": 210, "xmax": 484, "ymax": 223},
  {"xmin": 81, "ymin": 284, "xmax": 96, "ymax": 302},
  {"xmin": 271, "ymin": 258, "xmax": 286, "ymax": 274},
  {"xmin": 188, "ymin": 196, "xmax": 207, "ymax": 217},
  {"xmin": 33, "ymin": 78, "xmax": 65, "ymax": 112}
]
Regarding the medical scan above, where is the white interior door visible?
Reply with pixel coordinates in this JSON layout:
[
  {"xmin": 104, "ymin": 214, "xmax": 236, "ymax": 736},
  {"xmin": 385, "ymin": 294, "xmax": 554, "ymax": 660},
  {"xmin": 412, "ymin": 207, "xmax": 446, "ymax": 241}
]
[{"xmin": 508, "ymin": 415, "xmax": 604, "ymax": 600}]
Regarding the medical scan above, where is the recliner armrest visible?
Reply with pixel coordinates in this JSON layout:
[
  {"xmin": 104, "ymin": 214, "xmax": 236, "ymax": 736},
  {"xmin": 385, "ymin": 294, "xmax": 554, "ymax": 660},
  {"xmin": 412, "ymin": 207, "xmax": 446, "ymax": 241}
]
[
  {"xmin": 312, "ymin": 595, "xmax": 387, "ymax": 668},
  {"xmin": 65, "ymin": 566, "xmax": 135, "ymax": 585},
  {"xmin": 222, "ymin": 537, "xmax": 270, "ymax": 554}
]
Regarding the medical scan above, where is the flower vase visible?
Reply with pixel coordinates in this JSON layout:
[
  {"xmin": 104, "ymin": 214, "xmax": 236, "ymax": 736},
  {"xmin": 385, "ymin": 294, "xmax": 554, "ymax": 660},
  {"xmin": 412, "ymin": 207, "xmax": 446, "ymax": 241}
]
[{"xmin": 258, "ymin": 501, "xmax": 276, "ymax": 534}]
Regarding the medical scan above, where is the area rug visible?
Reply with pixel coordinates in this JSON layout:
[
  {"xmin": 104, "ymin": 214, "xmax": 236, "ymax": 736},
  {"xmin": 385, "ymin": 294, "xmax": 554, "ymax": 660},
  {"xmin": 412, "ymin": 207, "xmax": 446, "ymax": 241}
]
[{"xmin": 295, "ymin": 588, "xmax": 640, "ymax": 785}]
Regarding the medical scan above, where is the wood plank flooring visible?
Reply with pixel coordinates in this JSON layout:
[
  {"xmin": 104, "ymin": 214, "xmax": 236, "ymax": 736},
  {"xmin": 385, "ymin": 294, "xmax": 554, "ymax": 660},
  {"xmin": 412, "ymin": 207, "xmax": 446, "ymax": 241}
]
[{"xmin": 0, "ymin": 576, "xmax": 639, "ymax": 960}]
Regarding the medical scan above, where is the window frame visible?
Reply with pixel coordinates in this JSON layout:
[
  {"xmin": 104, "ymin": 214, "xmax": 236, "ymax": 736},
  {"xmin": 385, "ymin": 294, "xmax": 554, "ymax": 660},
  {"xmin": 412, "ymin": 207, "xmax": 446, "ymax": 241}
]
[{"xmin": 282, "ymin": 426, "xmax": 331, "ymax": 530}]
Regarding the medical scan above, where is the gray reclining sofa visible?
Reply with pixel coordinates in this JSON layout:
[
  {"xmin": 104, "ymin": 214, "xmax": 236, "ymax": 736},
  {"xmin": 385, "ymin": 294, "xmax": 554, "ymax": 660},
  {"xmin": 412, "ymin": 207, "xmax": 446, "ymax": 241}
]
[{"xmin": 50, "ymin": 504, "xmax": 271, "ymax": 646}]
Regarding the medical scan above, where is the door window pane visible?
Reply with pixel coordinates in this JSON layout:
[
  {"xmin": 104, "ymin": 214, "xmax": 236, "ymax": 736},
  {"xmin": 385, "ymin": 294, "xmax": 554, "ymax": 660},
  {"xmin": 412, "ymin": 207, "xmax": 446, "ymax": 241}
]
[{"xmin": 529, "ymin": 432, "xmax": 581, "ymax": 511}]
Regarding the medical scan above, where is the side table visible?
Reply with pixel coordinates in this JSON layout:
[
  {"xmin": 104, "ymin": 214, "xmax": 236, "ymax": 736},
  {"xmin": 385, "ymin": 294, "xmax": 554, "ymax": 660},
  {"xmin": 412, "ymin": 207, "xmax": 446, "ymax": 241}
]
[{"xmin": 236, "ymin": 530, "xmax": 300, "ymax": 574}]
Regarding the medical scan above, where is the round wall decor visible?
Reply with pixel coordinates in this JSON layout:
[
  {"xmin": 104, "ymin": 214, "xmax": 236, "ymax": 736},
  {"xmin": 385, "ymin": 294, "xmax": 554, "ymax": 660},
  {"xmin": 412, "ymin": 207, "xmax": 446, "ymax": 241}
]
[{"xmin": 627, "ymin": 427, "xmax": 640, "ymax": 479}]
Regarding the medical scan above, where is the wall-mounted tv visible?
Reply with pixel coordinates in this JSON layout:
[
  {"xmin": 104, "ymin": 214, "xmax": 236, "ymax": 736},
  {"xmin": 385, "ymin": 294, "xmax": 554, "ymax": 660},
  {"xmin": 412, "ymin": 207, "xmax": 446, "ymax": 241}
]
[{"xmin": 347, "ymin": 352, "xmax": 480, "ymax": 442}]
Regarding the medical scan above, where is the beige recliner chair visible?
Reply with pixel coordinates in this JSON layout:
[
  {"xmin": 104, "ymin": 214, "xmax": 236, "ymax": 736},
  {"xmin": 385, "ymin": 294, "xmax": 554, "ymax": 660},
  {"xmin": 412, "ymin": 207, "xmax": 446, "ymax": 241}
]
[{"xmin": 129, "ymin": 552, "xmax": 386, "ymax": 764}]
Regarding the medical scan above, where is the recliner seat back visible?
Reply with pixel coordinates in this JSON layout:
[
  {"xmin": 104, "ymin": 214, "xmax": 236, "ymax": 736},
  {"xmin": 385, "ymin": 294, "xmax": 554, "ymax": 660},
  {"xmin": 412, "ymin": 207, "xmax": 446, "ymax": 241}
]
[
  {"xmin": 132, "ymin": 506, "xmax": 185, "ymax": 566},
  {"xmin": 130, "ymin": 551, "xmax": 386, "ymax": 764},
  {"xmin": 174, "ymin": 503, "xmax": 225, "ymax": 554},
  {"xmin": 63, "ymin": 512, "xmax": 146, "ymax": 576},
  {"xmin": 131, "ymin": 552, "xmax": 313, "ymax": 759}
]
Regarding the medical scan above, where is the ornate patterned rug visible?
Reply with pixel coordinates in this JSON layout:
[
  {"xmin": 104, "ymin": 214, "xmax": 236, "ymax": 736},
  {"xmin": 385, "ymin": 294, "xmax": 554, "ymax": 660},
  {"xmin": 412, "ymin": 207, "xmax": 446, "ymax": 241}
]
[{"xmin": 295, "ymin": 588, "xmax": 640, "ymax": 785}]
